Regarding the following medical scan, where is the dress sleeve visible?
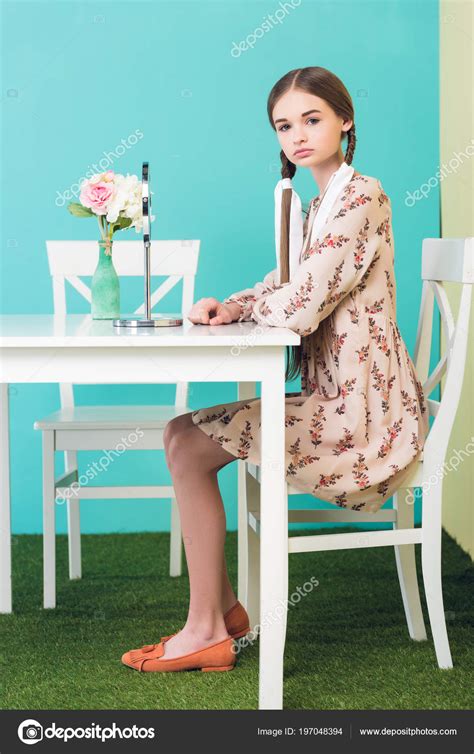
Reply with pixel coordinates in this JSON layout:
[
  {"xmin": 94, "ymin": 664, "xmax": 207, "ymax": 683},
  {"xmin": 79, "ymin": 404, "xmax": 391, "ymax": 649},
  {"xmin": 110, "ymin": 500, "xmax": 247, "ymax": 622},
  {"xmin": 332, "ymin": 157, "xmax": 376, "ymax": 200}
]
[
  {"xmin": 222, "ymin": 201, "xmax": 315, "ymax": 323},
  {"xmin": 248, "ymin": 179, "xmax": 391, "ymax": 336},
  {"xmin": 222, "ymin": 268, "xmax": 283, "ymax": 322}
]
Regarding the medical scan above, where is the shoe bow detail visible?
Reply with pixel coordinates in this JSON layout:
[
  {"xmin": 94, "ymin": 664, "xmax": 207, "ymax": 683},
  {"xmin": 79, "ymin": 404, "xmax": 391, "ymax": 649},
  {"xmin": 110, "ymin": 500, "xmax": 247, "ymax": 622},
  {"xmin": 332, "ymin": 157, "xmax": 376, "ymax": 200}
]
[
  {"xmin": 141, "ymin": 643, "xmax": 159, "ymax": 654},
  {"xmin": 127, "ymin": 641, "xmax": 166, "ymax": 670}
]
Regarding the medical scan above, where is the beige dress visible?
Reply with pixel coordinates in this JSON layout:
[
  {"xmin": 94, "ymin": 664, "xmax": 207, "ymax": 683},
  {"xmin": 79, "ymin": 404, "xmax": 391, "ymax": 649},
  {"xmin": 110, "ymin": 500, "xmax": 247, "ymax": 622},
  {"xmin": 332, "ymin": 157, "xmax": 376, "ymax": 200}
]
[{"xmin": 191, "ymin": 171, "xmax": 429, "ymax": 513}]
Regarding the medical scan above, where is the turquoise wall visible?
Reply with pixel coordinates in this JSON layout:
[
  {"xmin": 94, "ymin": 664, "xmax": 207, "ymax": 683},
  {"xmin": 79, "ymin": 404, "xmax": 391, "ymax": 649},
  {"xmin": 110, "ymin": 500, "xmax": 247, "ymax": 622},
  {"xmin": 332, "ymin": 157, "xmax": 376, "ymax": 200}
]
[{"xmin": 2, "ymin": 0, "xmax": 439, "ymax": 534}]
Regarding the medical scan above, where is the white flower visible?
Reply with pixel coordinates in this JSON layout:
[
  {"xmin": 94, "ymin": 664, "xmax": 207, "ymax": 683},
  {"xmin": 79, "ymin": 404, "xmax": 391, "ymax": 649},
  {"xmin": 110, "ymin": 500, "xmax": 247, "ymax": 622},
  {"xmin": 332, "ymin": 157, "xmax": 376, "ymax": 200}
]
[
  {"xmin": 75, "ymin": 170, "xmax": 153, "ymax": 232},
  {"xmin": 105, "ymin": 174, "xmax": 127, "ymax": 223}
]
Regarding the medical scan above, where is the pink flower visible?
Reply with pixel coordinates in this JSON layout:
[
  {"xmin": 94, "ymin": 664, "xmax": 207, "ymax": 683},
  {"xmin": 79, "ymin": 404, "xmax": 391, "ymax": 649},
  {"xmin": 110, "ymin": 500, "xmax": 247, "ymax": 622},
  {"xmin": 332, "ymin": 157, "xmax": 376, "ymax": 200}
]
[{"xmin": 80, "ymin": 177, "xmax": 115, "ymax": 216}]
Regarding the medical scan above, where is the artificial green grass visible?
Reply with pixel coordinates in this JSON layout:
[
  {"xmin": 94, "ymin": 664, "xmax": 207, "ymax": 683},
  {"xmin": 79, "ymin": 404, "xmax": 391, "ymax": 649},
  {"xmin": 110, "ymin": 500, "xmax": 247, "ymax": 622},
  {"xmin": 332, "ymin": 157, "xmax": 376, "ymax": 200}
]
[{"xmin": 0, "ymin": 528, "xmax": 472, "ymax": 710}]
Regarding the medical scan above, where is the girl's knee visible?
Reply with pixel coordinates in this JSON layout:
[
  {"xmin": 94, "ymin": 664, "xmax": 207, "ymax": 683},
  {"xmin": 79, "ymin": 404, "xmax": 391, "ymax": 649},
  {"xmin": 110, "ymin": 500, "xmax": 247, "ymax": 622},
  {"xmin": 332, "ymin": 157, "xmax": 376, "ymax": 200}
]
[
  {"xmin": 163, "ymin": 412, "xmax": 194, "ymax": 452},
  {"xmin": 166, "ymin": 429, "xmax": 202, "ymax": 476},
  {"xmin": 166, "ymin": 422, "xmax": 234, "ymax": 476}
]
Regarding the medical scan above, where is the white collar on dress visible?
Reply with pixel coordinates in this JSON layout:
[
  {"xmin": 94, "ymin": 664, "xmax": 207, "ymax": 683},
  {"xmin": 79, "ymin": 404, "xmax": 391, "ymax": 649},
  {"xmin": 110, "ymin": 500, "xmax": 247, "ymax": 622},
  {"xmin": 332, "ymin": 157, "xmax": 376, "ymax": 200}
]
[{"xmin": 274, "ymin": 160, "xmax": 355, "ymax": 281}]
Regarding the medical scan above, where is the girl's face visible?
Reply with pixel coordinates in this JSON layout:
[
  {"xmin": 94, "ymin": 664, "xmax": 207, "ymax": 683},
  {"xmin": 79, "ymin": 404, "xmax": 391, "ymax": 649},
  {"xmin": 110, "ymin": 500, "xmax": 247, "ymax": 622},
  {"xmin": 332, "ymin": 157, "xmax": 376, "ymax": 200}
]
[{"xmin": 272, "ymin": 88, "xmax": 352, "ymax": 167}]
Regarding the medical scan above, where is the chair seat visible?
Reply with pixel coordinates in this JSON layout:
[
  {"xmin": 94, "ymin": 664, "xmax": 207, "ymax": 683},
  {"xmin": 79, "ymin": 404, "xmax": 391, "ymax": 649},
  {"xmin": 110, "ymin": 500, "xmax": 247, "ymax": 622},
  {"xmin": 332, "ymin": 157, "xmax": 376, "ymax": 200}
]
[{"xmin": 34, "ymin": 404, "xmax": 190, "ymax": 430}]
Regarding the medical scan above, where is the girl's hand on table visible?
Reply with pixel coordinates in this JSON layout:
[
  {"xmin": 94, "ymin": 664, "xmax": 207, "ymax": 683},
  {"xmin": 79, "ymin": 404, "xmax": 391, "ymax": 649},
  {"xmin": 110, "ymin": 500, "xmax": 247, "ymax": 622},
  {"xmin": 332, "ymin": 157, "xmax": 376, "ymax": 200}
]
[{"xmin": 187, "ymin": 298, "xmax": 242, "ymax": 325}]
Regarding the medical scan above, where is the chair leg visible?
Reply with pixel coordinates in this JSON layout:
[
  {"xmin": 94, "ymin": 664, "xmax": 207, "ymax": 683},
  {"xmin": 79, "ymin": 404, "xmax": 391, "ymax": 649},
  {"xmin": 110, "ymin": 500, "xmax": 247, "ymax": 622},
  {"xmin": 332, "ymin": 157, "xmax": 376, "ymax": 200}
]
[
  {"xmin": 169, "ymin": 496, "xmax": 182, "ymax": 577},
  {"xmin": 43, "ymin": 431, "xmax": 56, "ymax": 609},
  {"xmin": 237, "ymin": 459, "xmax": 249, "ymax": 608},
  {"xmin": 245, "ymin": 466, "xmax": 261, "ymax": 630},
  {"xmin": 393, "ymin": 486, "xmax": 427, "ymax": 640},
  {"xmin": 247, "ymin": 526, "xmax": 261, "ymax": 631},
  {"xmin": 421, "ymin": 484, "xmax": 453, "ymax": 669},
  {"xmin": 65, "ymin": 450, "xmax": 81, "ymax": 580},
  {"xmin": 237, "ymin": 381, "xmax": 257, "ymax": 608}
]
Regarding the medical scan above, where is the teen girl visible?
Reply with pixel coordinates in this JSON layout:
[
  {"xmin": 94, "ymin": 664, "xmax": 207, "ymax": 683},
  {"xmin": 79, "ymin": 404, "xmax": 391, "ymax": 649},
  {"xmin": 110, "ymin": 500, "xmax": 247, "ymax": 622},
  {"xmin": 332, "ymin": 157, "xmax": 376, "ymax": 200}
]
[{"xmin": 122, "ymin": 66, "xmax": 428, "ymax": 674}]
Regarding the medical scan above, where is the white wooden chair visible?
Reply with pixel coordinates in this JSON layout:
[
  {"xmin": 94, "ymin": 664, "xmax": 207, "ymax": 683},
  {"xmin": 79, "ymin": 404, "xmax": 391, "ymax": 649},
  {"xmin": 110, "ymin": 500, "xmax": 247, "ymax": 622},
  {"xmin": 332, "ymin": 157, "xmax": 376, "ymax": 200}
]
[
  {"xmin": 238, "ymin": 237, "xmax": 473, "ymax": 677},
  {"xmin": 34, "ymin": 239, "xmax": 200, "ymax": 608}
]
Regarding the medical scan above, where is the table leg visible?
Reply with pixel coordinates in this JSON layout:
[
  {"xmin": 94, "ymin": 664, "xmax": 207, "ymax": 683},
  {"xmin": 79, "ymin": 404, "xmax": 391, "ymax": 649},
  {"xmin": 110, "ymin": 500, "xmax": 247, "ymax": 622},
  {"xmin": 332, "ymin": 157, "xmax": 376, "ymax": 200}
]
[
  {"xmin": 0, "ymin": 383, "xmax": 12, "ymax": 614},
  {"xmin": 259, "ymin": 350, "xmax": 288, "ymax": 709}
]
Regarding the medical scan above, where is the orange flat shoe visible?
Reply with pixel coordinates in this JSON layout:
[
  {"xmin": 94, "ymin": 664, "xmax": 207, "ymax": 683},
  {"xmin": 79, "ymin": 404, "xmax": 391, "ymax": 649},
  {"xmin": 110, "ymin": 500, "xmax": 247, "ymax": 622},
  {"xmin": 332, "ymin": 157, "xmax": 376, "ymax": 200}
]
[
  {"xmin": 223, "ymin": 600, "xmax": 251, "ymax": 640},
  {"xmin": 160, "ymin": 600, "xmax": 251, "ymax": 644},
  {"xmin": 121, "ymin": 636, "xmax": 236, "ymax": 673}
]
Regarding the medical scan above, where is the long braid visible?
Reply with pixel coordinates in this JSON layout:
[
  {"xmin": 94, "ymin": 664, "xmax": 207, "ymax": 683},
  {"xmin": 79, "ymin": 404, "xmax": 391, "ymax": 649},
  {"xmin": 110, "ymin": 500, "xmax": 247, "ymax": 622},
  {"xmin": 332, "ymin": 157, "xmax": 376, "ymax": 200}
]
[
  {"xmin": 279, "ymin": 150, "xmax": 301, "ymax": 382},
  {"xmin": 280, "ymin": 149, "xmax": 296, "ymax": 179},
  {"xmin": 344, "ymin": 124, "xmax": 356, "ymax": 165},
  {"xmin": 279, "ymin": 150, "xmax": 294, "ymax": 285}
]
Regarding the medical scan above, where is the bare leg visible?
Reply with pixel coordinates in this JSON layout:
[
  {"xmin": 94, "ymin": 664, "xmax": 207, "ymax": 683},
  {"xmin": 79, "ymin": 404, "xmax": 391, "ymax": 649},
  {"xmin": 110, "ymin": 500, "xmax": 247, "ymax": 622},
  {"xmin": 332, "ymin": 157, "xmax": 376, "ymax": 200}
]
[{"xmin": 160, "ymin": 412, "xmax": 239, "ymax": 659}]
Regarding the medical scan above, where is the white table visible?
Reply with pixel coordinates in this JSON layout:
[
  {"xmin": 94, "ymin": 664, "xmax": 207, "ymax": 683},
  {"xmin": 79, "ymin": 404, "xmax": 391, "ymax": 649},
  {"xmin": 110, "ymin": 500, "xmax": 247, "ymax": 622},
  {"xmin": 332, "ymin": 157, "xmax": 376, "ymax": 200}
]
[{"xmin": 0, "ymin": 313, "xmax": 299, "ymax": 709}]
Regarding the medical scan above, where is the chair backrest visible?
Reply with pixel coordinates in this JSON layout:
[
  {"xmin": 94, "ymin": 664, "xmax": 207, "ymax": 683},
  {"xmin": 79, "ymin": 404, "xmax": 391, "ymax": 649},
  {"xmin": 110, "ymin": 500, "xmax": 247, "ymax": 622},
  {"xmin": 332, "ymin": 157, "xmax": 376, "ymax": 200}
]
[
  {"xmin": 45, "ymin": 239, "xmax": 200, "ymax": 410},
  {"xmin": 413, "ymin": 237, "xmax": 473, "ymax": 463}
]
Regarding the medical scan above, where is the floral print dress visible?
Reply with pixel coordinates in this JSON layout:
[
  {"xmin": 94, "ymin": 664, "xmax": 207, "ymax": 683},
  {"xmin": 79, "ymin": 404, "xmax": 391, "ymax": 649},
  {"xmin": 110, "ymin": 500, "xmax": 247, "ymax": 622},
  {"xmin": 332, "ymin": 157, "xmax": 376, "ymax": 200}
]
[{"xmin": 191, "ymin": 171, "xmax": 429, "ymax": 513}]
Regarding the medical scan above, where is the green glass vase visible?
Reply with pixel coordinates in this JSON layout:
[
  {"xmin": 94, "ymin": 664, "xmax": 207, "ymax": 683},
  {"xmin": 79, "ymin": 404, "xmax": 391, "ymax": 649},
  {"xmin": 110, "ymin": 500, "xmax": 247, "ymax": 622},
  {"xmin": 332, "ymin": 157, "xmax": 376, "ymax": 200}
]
[{"xmin": 91, "ymin": 239, "xmax": 120, "ymax": 319}]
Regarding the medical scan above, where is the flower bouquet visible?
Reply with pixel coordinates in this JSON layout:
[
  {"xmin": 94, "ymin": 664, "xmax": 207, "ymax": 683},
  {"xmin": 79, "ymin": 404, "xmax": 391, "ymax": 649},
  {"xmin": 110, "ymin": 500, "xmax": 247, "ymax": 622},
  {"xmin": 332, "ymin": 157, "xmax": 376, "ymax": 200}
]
[{"xmin": 67, "ymin": 170, "xmax": 154, "ymax": 319}]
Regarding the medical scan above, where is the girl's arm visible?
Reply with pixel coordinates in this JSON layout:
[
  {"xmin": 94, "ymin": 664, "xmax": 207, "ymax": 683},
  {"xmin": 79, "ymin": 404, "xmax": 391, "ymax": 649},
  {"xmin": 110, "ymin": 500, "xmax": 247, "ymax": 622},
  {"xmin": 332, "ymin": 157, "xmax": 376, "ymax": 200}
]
[{"xmin": 248, "ymin": 178, "xmax": 391, "ymax": 336}]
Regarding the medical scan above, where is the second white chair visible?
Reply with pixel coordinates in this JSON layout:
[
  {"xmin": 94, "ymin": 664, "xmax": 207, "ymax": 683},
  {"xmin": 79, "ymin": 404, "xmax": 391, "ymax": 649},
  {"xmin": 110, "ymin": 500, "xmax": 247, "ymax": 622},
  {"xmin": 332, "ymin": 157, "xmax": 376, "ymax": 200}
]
[{"xmin": 34, "ymin": 239, "xmax": 200, "ymax": 608}]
